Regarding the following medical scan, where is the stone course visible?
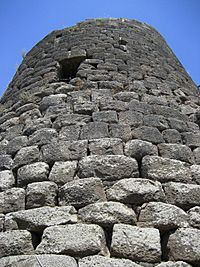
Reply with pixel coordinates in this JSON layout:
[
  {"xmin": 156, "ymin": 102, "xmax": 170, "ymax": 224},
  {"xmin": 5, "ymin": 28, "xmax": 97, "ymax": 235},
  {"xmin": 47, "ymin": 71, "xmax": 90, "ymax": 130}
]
[{"xmin": 0, "ymin": 18, "xmax": 199, "ymax": 266}]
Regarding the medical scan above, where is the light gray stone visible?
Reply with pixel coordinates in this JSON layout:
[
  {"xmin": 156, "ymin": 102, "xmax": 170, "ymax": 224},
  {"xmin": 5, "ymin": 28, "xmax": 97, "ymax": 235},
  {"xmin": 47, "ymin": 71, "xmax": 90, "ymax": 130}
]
[
  {"xmin": 26, "ymin": 181, "xmax": 58, "ymax": 209},
  {"xmin": 132, "ymin": 126, "xmax": 164, "ymax": 144},
  {"xmin": 158, "ymin": 143, "xmax": 194, "ymax": 164},
  {"xmin": 0, "ymin": 254, "xmax": 78, "ymax": 267},
  {"xmin": 6, "ymin": 136, "xmax": 28, "ymax": 156},
  {"xmin": 0, "ymin": 213, "xmax": 4, "ymax": 231},
  {"xmin": 0, "ymin": 154, "xmax": 13, "ymax": 170},
  {"xmin": 78, "ymin": 201, "xmax": 136, "ymax": 227},
  {"xmin": 89, "ymin": 138, "xmax": 123, "ymax": 155},
  {"xmin": 80, "ymin": 122, "xmax": 109, "ymax": 140},
  {"xmin": 141, "ymin": 156, "xmax": 192, "ymax": 183},
  {"xmin": 111, "ymin": 224, "xmax": 161, "ymax": 262},
  {"xmin": 167, "ymin": 227, "xmax": 200, "ymax": 264},
  {"xmin": 39, "ymin": 94, "xmax": 67, "ymax": 112},
  {"xmin": 79, "ymin": 255, "xmax": 142, "ymax": 267},
  {"xmin": 138, "ymin": 202, "xmax": 188, "ymax": 231},
  {"xmin": 124, "ymin": 139, "xmax": 158, "ymax": 161},
  {"xmin": 17, "ymin": 162, "xmax": 49, "ymax": 185},
  {"xmin": 92, "ymin": 111, "xmax": 118, "ymax": 123},
  {"xmin": 0, "ymin": 170, "xmax": 15, "ymax": 191},
  {"xmin": 14, "ymin": 145, "xmax": 40, "ymax": 169},
  {"xmin": 190, "ymin": 164, "xmax": 200, "ymax": 184},
  {"xmin": 59, "ymin": 177, "xmax": 107, "ymax": 208},
  {"xmin": 59, "ymin": 125, "xmax": 80, "ymax": 141},
  {"xmin": 109, "ymin": 123, "xmax": 132, "ymax": 141},
  {"xmin": 156, "ymin": 261, "xmax": 192, "ymax": 267},
  {"xmin": 188, "ymin": 206, "xmax": 200, "ymax": 229},
  {"xmin": 164, "ymin": 182, "xmax": 200, "ymax": 209},
  {"xmin": 6, "ymin": 206, "xmax": 77, "ymax": 232},
  {"xmin": 49, "ymin": 161, "xmax": 77, "ymax": 185},
  {"xmin": 107, "ymin": 178, "xmax": 165, "ymax": 204},
  {"xmin": 162, "ymin": 129, "xmax": 182, "ymax": 144},
  {"xmin": 52, "ymin": 114, "xmax": 91, "ymax": 130},
  {"xmin": 182, "ymin": 132, "xmax": 200, "ymax": 148},
  {"xmin": 28, "ymin": 128, "xmax": 58, "ymax": 146},
  {"xmin": 143, "ymin": 114, "xmax": 168, "ymax": 130},
  {"xmin": 78, "ymin": 155, "xmax": 139, "ymax": 180},
  {"xmin": 36, "ymin": 224, "xmax": 108, "ymax": 257},
  {"xmin": 0, "ymin": 230, "xmax": 34, "ymax": 257},
  {"xmin": 119, "ymin": 111, "xmax": 143, "ymax": 127},
  {"xmin": 193, "ymin": 147, "xmax": 200, "ymax": 164},
  {"xmin": 0, "ymin": 188, "xmax": 25, "ymax": 213}
]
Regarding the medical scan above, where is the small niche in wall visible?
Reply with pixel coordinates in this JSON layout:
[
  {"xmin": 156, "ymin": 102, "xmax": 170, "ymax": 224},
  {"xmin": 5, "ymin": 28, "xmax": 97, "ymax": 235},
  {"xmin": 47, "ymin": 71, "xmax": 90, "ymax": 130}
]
[{"xmin": 58, "ymin": 56, "xmax": 85, "ymax": 83}]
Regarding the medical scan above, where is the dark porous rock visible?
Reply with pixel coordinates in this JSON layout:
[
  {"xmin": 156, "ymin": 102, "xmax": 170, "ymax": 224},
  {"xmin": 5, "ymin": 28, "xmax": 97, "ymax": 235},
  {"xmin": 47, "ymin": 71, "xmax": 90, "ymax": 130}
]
[
  {"xmin": 23, "ymin": 117, "xmax": 52, "ymax": 136},
  {"xmin": 162, "ymin": 129, "xmax": 182, "ymax": 144},
  {"xmin": 182, "ymin": 132, "xmax": 200, "ymax": 148},
  {"xmin": 111, "ymin": 224, "xmax": 161, "ymax": 263},
  {"xmin": 78, "ymin": 201, "xmax": 137, "ymax": 227},
  {"xmin": 36, "ymin": 224, "xmax": 108, "ymax": 257},
  {"xmin": 132, "ymin": 126, "xmax": 165, "ymax": 145},
  {"xmin": 89, "ymin": 138, "xmax": 123, "ymax": 155},
  {"xmin": 0, "ymin": 154, "xmax": 13, "ymax": 170},
  {"xmin": 26, "ymin": 181, "xmax": 58, "ymax": 209},
  {"xmin": 138, "ymin": 202, "xmax": 188, "ymax": 231},
  {"xmin": 49, "ymin": 161, "xmax": 77, "ymax": 185},
  {"xmin": 0, "ymin": 213, "xmax": 5, "ymax": 231},
  {"xmin": 59, "ymin": 177, "xmax": 107, "ymax": 208},
  {"xmin": 79, "ymin": 255, "xmax": 142, "ymax": 267},
  {"xmin": 164, "ymin": 182, "xmax": 200, "ymax": 210},
  {"xmin": 6, "ymin": 136, "xmax": 28, "ymax": 156},
  {"xmin": 0, "ymin": 188, "xmax": 25, "ymax": 213},
  {"xmin": 17, "ymin": 162, "xmax": 49, "ymax": 186},
  {"xmin": 109, "ymin": 123, "xmax": 132, "ymax": 141},
  {"xmin": 167, "ymin": 227, "xmax": 200, "ymax": 264},
  {"xmin": 143, "ymin": 115, "xmax": 169, "ymax": 130},
  {"xmin": 92, "ymin": 110, "xmax": 118, "ymax": 123},
  {"xmin": 78, "ymin": 155, "xmax": 138, "ymax": 180},
  {"xmin": 158, "ymin": 143, "xmax": 194, "ymax": 164},
  {"xmin": 0, "ymin": 255, "xmax": 78, "ymax": 267},
  {"xmin": 0, "ymin": 170, "xmax": 15, "ymax": 191},
  {"xmin": 119, "ymin": 111, "xmax": 143, "ymax": 127},
  {"xmin": 59, "ymin": 125, "xmax": 80, "ymax": 141},
  {"xmin": 6, "ymin": 206, "xmax": 77, "ymax": 232},
  {"xmin": 74, "ymin": 101, "xmax": 97, "ymax": 115},
  {"xmin": 13, "ymin": 145, "xmax": 40, "ymax": 169},
  {"xmin": 188, "ymin": 206, "xmax": 200, "ymax": 229},
  {"xmin": 107, "ymin": 178, "xmax": 165, "ymax": 204},
  {"xmin": 128, "ymin": 99, "xmax": 152, "ymax": 114},
  {"xmin": 28, "ymin": 128, "xmax": 58, "ymax": 146},
  {"xmin": 124, "ymin": 139, "xmax": 158, "ymax": 161},
  {"xmin": 141, "ymin": 156, "xmax": 192, "ymax": 183},
  {"xmin": 190, "ymin": 164, "xmax": 200, "ymax": 184},
  {"xmin": 0, "ymin": 230, "xmax": 34, "ymax": 257},
  {"xmin": 41, "ymin": 140, "xmax": 88, "ymax": 164},
  {"xmin": 80, "ymin": 122, "xmax": 109, "ymax": 140}
]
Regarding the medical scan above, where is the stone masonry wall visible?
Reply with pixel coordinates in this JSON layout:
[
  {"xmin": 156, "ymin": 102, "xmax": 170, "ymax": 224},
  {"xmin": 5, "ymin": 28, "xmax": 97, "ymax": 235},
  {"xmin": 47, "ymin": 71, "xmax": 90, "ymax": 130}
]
[{"xmin": 0, "ymin": 18, "xmax": 200, "ymax": 267}]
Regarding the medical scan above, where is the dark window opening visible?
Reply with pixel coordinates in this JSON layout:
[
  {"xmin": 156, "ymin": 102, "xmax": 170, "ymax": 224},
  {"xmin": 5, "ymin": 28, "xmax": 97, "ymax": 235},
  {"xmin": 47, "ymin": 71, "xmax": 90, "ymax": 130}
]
[{"xmin": 59, "ymin": 56, "xmax": 85, "ymax": 83}]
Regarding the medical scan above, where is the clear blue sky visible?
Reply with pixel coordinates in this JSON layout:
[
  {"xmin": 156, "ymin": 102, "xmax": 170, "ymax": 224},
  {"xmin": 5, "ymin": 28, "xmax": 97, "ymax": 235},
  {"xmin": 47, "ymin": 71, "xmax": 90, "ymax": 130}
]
[{"xmin": 0, "ymin": 0, "xmax": 200, "ymax": 97}]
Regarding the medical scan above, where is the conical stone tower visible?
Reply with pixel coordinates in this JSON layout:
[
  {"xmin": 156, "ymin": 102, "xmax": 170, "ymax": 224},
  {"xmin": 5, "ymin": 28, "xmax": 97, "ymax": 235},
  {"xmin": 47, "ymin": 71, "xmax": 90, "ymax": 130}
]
[{"xmin": 0, "ymin": 18, "xmax": 200, "ymax": 267}]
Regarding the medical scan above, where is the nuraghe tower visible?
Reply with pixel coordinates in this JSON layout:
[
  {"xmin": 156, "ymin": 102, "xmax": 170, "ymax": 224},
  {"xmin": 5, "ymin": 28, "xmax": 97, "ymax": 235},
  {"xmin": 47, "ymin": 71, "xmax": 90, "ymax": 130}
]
[{"xmin": 0, "ymin": 19, "xmax": 200, "ymax": 267}]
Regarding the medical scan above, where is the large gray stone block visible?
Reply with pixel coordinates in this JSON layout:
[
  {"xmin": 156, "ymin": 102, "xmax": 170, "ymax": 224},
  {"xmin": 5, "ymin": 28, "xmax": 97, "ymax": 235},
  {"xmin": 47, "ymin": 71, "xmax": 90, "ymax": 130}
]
[
  {"xmin": 0, "ymin": 188, "xmax": 25, "ymax": 213},
  {"xmin": 132, "ymin": 126, "xmax": 164, "ymax": 144},
  {"xmin": 80, "ymin": 122, "xmax": 109, "ymax": 140},
  {"xmin": 89, "ymin": 138, "xmax": 123, "ymax": 155},
  {"xmin": 188, "ymin": 206, "xmax": 200, "ymax": 229},
  {"xmin": 14, "ymin": 145, "xmax": 41, "ymax": 169},
  {"xmin": 36, "ymin": 224, "xmax": 108, "ymax": 257},
  {"xmin": 111, "ymin": 224, "xmax": 161, "ymax": 262},
  {"xmin": 0, "ymin": 170, "xmax": 15, "ymax": 191},
  {"xmin": 156, "ymin": 261, "xmax": 192, "ymax": 267}
]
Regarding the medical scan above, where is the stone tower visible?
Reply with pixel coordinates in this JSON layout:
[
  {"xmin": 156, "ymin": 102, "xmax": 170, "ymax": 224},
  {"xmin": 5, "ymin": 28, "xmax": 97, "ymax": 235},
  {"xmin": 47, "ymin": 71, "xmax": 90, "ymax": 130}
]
[{"xmin": 0, "ymin": 18, "xmax": 200, "ymax": 266}]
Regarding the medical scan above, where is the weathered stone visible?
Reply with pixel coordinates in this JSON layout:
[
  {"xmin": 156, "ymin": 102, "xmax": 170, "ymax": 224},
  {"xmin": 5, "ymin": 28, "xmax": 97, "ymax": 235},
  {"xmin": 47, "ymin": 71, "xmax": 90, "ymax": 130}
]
[
  {"xmin": 156, "ymin": 261, "xmax": 192, "ymax": 267},
  {"xmin": 132, "ymin": 126, "xmax": 164, "ymax": 144},
  {"xmin": 23, "ymin": 117, "xmax": 52, "ymax": 136},
  {"xmin": 6, "ymin": 206, "xmax": 77, "ymax": 232},
  {"xmin": 107, "ymin": 178, "xmax": 165, "ymax": 204},
  {"xmin": 52, "ymin": 114, "xmax": 91, "ymax": 130},
  {"xmin": 124, "ymin": 139, "xmax": 158, "ymax": 161},
  {"xmin": 41, "ymin": 140, "xmax": 87, "ymax": 164},
  {"xmin": 0, "ymin": 170, "xmax": 15, "ymax": 191},
  {"xmin": 28, "ymin": 128, "xmax": 58, "ymax": 146},
  {"xmin": 49, "ymin": 161, "xmax": 77, "ymax": 185},
  {"xmin": 141, "ymin": 156, "xmax": 192, "ymax": 183},
  {"xmin": 79, "ymin": 255, "xmax": 142, "ymax": 267},
  {"xmin": 0, "ymin": 139, "xmax": 8, "ymax": 155},
  {"xmin": 36, "ymin": 224, "xmax": 108, "ymax": 257},
  {"xmin": 114, "ymin": 91, "xmax": 139, "ymax": 102},
  {"xmin": 162, "ymin": 129, "xmax": 182, "ymax": 144},
  {"xmin": 16, "ymin": 103, "xmax": 39, "ymax": 116},
  {"xmin": 0, "ymin": 188, "xmax": 25, "ymax": 213},
  {"xmin": 80, "ymin": 122, "xmax": 109, "ymax": 140},
  {"xmin": 158, "ymin": 143, "xmax": 194, "ymax": 164},
  {"xmin": 190, "ymin": 164, "xmax": 200, "ymax": 184},
  {"xmin": 26, "ymin": 181, "xmax": 58, "ymax": 209},
  {"xmin": 17, "ymin": 162, "xmax": 49, "ymax": 185},
  {"xmin": 0, "ymin": 154, "xmax": 13, "ymax": 170},
  {"xmin": 119, "ymin": 111, "xmax": 143, "ymax": 127},
  {"xmin": 167, "ymin": 227, "xmax": 200, "ymax": 264},
  {"xmin": 74, "ymin": 101, "xmax": 97, "ymax": 115},
  {"xmin": 0, "ymin": 213, "xmax": 4, "ymax": 231},
  {"xmin": 78, "ymin": 155, "xmax": 138, "ymax": 180},
  {"xmin": 143, "ymin": 115, "xmax": 168, "ymax": 130},
  {"xmin": 164, "ymin": 182, "xmax": 200, "ymax": 209},
  {"xmin": 59, "ymin": 125, "xmax": 80, "ymax": 141},
  {"xmin": 89, "ymin": 138, "xmax": 123, "ymax": 155},
  {"xmin": 109, "ymin": 123, "xmax": 132, "ymax": 141},
  {"xmin": 0, "ymin": 255, "xmax": 78, "ymax": 267},
  {"xmin": 39, "ymin": 94, "xmax": 67, "ymax": 112},
  {"xmin": 188, "ymin": 206, "xmax": 200, "ymax": 229},
  {"xmin": 6, "ymin": 136, "xmax": 28, "ymax": 156},
  {"xmin": 14, "ymin": 145, "xmax": 40, "ymax": 169},
  {"xmin": 182, "ymin": 132, "xmax": 200, "ymax": 148},
  {"xmin": 111, "ymin": 224, "xmax": 161, "ymax": 262},
  {"xmin": 78, "ymin": 201, "xmax": 136, "ymax": 227},
  {"xmin": 193, "ymin": 147, "xmax": 200, "ymax": 164},
  {"xmin": 128, "ymin": 99, "xmax": 152, "ymax": 114},
  {"xmin": 92, "ymin": 111, "xmax": 118, "ymax": 123},
  {"xmin": 138, "ymin": 202, "xmax": 188, "ymax": 231},
  {"xmin": 59, "ymin": 177, "xmax": 107, "ymax": 208},
  {"xmin": 0, "ymin": 230, "xmax": 34, "ymax": 257}
]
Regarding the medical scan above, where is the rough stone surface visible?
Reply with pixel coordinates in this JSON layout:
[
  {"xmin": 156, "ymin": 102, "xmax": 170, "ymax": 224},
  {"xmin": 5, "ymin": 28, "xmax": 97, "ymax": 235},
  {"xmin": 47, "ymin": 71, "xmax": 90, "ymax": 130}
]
[
  {"xmin": 59, "ymin": 177, "xmax": 107, "ymax": 208},
  {"xmin": 167, "ymin": 227, "xmax": 200, "ymax": 264},
  {"xmin": 78, "ymin": 155, "xmax": 139, "ymax": 180},
  {"xmin": 111, "ymin": 224, "xmax": 161, "ymax": 262},
  {"xmin": 0, "ymin": 188, "xmax": 25, "ymax": 213},
  {"xmin": 13, "ymin": 146, "xmax": 40, "ymax": 169},
  {"xmin": 89, "ymin": 138, "xmax": 123, "ymax": 155},
  {"xmin": 188, "ymin": 206, "xmax": 200, "ymax": 229},
  {"xmin": 156, "ymin": 262, "xmax": 192, "ymax": 267},
  {"xmin": 36, "ymin": 224, "xmax": 108, "ymax": 256},
  {"xmin": 0, "ymin": 230, "xmax": 34, "ymax": 257},
  {"xmin": 78, "ymin": 201, "xmax": 137, "ymax": 227},
  {"xmin": 49, "ymin": 161, "xmax": 77, "ymax": 184},
  {"xmin": 0, "ymin": 170, "xmax": 15, "ymax": 191}
]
